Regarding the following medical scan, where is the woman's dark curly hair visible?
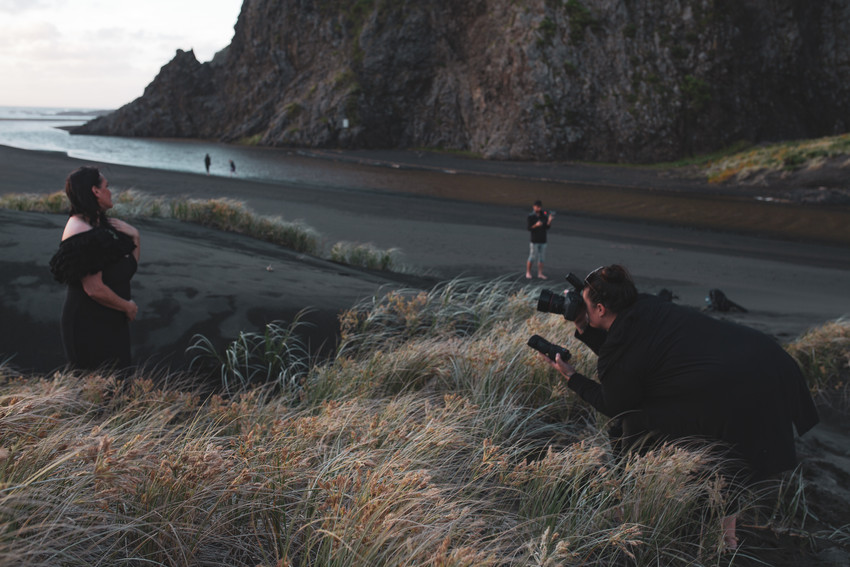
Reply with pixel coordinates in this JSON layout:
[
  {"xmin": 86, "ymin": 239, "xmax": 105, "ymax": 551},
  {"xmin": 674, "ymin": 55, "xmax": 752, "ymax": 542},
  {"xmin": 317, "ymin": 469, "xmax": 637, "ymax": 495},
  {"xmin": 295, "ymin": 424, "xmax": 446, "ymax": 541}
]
[
  {"xmin": 65, "ymin": 166, "xmax": 108, "ymax": 227},
  {"xmin": 584, "ymin": 264, "xmax": 638, "ymax": 313}
]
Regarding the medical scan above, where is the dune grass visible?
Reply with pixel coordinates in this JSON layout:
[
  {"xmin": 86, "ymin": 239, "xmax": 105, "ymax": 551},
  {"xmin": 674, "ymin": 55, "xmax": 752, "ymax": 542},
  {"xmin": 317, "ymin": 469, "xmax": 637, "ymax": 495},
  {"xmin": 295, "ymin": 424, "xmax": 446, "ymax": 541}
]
[
  {"xmin": 115, "ymin": 190, "xmax": 323, "ymax": 256},
  {"xmin": 329, "ymin": 241, "xmax": 403, "ymax": 272},
  {"xmin": 4, "ymin": 280, "xmax": 846, "ymax": 565},
  {"xmin": 785, "ymin": 317, "xmax": 850, "ymax": 410},
  {"xmin": 0, "ymin": 190, "xmax": 410, "ymax": 272},
  {"xmin": 0, "ymin": 191, "xmax": 68, "ymax": 214},
  {"xmin": 186, "ymin": 316, "xmax": 313, "ymax": 396}
]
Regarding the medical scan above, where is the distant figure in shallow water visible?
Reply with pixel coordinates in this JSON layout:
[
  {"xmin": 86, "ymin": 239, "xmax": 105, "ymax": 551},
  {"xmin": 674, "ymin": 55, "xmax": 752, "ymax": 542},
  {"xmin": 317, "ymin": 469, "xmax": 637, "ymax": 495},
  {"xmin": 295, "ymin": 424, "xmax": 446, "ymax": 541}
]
[
  {"xmin": 49, "ymin": 166, "xmax": 140, "ymax": 370},
  {"xmin": 204, "ymin": 153, "xmax": 211, "ymax": 174},
  {"xmin": 229, "ymin": 159, "xmax": 236, "ymax": 176}
]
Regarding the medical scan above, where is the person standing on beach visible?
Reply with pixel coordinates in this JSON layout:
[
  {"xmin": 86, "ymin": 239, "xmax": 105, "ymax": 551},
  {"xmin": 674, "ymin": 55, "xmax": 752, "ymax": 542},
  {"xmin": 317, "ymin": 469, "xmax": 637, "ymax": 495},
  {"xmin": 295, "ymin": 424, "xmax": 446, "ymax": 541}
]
[
  {"xmin": 542, "ymin": 264, "xmax": 819, "ymax": 550},
  {"xmin": 204, "ymin": 153, "xmax": 211, "ymax": 174},
  {"xmin": 49, "ymin": 166, "xmax": 140, "ymax": 370},
  {"xmin": 229, "ymin": 159, "xmax": 236, "ymax": 176},
  {"xmin": 526, "ymin": 200, "xmax": 553, "ymax": 279}
]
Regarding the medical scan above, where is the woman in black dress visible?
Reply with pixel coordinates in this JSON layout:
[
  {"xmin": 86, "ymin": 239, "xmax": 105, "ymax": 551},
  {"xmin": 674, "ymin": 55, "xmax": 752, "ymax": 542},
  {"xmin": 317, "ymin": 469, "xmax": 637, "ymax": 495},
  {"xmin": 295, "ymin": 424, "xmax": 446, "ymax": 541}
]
[{"xmin": 49, "ymin": 166, "xmax": 140, "ymax": 370}]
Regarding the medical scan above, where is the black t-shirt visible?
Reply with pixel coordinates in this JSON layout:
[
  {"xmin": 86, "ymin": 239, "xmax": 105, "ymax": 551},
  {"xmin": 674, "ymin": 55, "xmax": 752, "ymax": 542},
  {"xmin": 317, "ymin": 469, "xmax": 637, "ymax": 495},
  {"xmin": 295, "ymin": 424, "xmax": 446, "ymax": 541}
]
[{"xmin": 527, "ymin": 211, "xmax": 550, "ymax": 243}]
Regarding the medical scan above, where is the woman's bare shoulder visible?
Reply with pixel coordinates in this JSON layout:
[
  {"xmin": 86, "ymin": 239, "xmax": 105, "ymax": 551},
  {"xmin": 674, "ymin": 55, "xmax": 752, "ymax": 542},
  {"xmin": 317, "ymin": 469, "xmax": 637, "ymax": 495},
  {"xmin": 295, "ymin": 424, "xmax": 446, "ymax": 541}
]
[{"xmin": 62, "ymin": 215, "xmax": 93, "ymax": 241}]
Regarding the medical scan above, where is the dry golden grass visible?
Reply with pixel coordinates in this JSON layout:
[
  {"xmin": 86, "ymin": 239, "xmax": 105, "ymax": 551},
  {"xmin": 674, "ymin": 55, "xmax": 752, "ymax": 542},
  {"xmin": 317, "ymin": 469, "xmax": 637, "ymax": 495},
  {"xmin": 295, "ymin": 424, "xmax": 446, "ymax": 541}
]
[
  {"xmin": 329, "ymin": 241, "xmax": 405, "ymax": 272},
  {"xmin": 5, "ymin": 280, "xmax": 843, "ymax": 565},
  {"xmin": 0, "ymin": 373, "xmax": 734, "ymax": 566},
  {"xmin": 0, "ymin": 190, "xmax": 412, "ymax": 272},
  {"xmin": 785, "ymin": 318, "xmax": 850, "ymax": 409}
]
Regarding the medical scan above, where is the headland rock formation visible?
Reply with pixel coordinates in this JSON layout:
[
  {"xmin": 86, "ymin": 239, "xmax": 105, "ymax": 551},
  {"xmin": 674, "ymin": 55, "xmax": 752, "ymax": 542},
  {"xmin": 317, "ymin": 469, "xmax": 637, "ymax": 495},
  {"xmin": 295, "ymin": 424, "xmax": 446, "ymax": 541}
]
[{"xmin": 74, "ymin": 0, "xmax": 850, "ymax": 162}]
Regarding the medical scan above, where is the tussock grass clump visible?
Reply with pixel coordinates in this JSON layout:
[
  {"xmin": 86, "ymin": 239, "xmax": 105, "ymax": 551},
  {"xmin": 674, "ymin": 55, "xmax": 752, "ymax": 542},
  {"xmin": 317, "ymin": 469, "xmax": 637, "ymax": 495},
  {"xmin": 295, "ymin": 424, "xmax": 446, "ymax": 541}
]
[
  {"xmin": 187, "ymin": 317, "xmax": 312, "ymax": 395},
  {"xmin": 786, "ymin": 318, "xmax": 850, "ymax": 409},
  {"xmin": 0, "ymin": 190, "xmax": 408, "ymax": 270},
  {"xmin": 5, "ymin": 280, "xmax": 839, "ymax": 565},
  {"xmin": 337, "ymin": 278, "xmax": 534, "ymax": 354},
  {"xmin": 329, "ymin": 241, "xmax": 403, "ymax": 272},
  {"xmin": 1, "ymin": 189, "xmax": 321, "ymax": 255},
  {"xmin": 113, "ymin": 190, "xmax": 321, "ymax": 255},
  {"xmin": 704, "ymin": 133, "xmax": 850, "ymax": 183},
  {"xmin": 314, "ymin": 279, "xmax": 592, "ymax": 408},
  {"xmin": 0, "ymin": 371, "xmax": 734, "ymax": 566},
  {"xmin": 0, "ymin": 191, "xmax": 67, "ymax": 214}
]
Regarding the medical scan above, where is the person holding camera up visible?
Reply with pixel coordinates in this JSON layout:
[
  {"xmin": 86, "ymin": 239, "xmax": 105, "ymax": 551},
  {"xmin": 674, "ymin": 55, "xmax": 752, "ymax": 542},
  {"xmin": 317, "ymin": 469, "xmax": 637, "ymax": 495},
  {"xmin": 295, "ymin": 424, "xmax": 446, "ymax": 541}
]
[
  {"xmin": 526, "ymin": 200, "xmax": 553, "ymax": 279},
  {"xmin": 537, "ymin": 264, "xmax": 818, "ymax": 550}
]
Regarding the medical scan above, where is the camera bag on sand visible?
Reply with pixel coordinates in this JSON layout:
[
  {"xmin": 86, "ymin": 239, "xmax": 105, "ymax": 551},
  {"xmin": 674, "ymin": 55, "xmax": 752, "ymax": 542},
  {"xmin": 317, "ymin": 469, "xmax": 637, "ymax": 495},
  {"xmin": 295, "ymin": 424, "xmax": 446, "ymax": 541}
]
[{"xmin": 705, "ymin": 289, "xmax": 748, "ymax": 313}]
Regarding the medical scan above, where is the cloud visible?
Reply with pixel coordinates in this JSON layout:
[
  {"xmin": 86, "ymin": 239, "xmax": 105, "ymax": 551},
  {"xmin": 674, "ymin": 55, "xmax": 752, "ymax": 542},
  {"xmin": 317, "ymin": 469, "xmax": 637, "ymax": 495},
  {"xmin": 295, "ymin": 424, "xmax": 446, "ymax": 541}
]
[
  {"xmin": 0, "ymin": 0, "xmax": 58, "ymax": 15},
  {"xmin": 0, "ymin": 0, "xmax": 242, "ymax": 107},
  {"xmin": 0, "ymin": 22, "xmax": 58, "ymax": 61}
]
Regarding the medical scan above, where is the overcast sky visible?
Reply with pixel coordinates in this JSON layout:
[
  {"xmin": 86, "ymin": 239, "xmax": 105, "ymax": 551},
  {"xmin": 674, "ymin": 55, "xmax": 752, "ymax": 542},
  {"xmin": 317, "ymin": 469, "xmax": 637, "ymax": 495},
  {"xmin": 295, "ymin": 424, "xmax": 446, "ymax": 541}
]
[{"xmin": 0, "ymin": 0, "xmax": 243, "ymax": 109}]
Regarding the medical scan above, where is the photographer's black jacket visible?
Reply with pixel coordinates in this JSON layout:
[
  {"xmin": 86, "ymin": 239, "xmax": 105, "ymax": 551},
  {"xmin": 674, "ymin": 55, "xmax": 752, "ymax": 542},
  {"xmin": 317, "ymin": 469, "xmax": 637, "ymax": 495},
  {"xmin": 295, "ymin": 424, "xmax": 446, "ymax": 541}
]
[{"xmin": 567, "ymin": 294, "xmax": 818, "ymax": 481}]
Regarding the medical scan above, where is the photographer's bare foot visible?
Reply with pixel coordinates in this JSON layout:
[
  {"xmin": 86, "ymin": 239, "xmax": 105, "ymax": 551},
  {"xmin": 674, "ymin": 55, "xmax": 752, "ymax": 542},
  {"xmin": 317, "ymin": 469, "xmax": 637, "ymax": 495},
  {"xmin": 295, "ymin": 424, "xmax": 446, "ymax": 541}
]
[
  {"xmin": 538, "ymin": 274, "xmax": 547, "ymax": 280},
  {"xmin": 525, "ymin": 273, "xmax": 532, "ymax": 279}
]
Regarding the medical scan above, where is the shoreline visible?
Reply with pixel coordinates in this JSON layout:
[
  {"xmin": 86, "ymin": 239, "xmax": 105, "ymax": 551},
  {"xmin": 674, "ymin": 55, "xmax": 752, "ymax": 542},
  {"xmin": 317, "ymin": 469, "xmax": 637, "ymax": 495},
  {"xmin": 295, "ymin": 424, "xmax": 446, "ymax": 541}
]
[
  {"xmin": 8, "ymin": 138, "xmax": 850, "ymax": 247},
  {"xmin": 3, "ymin": 141, "xmax": 848, "ymax": 269},
  {"xmin": 1, "ymin": 142, "xmax": 849, "ymax": 374}
]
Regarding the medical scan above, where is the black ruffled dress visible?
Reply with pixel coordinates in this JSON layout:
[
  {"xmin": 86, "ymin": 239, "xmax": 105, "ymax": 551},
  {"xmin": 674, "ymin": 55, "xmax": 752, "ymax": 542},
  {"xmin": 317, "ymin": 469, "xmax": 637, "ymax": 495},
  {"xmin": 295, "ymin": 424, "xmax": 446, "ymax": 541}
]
[{"xmin": 49, "ymin": 226, "xmax": 137, "ymax": 370}]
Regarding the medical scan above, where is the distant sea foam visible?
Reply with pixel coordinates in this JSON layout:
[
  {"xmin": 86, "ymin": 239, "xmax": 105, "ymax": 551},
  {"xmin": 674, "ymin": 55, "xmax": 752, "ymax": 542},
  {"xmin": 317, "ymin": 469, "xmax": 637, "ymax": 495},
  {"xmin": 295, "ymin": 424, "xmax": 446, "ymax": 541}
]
[
  {"xmin": 0, "ymin": 106, "xmax": 270, "ymax": 179},
  {"xmin": 0, "ymin": 106, "xmax": 106, "ymax": 121},
  {"xmin": 0, "ymin": 106, "xmax": 360, "ymax": 186}
]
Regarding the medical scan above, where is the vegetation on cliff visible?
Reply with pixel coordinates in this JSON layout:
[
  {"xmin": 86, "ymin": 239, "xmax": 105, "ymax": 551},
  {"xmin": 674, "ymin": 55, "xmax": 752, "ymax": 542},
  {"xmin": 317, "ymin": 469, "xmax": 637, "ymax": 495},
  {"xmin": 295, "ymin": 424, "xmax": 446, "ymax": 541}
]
[{"xmin": 703, "ymin": 134, "xmax": 850, "ymax": 185}]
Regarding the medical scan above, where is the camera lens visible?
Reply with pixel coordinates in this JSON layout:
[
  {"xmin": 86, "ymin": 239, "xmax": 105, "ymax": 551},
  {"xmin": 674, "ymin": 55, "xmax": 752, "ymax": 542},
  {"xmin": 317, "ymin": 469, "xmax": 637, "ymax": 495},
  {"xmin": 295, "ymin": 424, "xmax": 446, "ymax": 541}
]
[
  {"xmin": 537, "ymin": 289, "xmax": 566, "ymax": 315},
  {"xmin": 527, "ymin": 334, "xmax": 571, "ymax": 361}
]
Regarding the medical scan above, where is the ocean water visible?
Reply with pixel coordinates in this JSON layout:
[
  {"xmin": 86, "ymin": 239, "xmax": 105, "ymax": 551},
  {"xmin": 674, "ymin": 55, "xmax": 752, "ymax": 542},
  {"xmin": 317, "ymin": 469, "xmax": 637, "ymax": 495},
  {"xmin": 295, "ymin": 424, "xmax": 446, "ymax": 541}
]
[{"xmin": 0, "ymin": 106, "xmax": 391, "ymax": 188}]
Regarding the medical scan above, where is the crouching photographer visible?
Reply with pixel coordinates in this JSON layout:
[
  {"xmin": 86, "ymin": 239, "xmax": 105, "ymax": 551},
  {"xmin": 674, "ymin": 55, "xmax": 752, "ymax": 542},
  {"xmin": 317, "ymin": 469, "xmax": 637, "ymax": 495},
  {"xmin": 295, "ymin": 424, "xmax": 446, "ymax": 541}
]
[{"xmin": 530, "ymin": 264, "xmax": 819, "ymax": 550}]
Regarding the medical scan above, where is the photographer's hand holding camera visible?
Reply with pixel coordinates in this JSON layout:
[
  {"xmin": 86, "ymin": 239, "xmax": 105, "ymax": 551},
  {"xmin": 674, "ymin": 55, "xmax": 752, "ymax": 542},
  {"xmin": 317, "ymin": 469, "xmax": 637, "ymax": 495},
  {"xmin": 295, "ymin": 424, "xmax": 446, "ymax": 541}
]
[
  {"xmin": 528, "ymin": 264, "xmax": 819, "ymax": 550},
  {"xmin": 540, "ymin": 279, "xmax": 606, "ymax": 382}
]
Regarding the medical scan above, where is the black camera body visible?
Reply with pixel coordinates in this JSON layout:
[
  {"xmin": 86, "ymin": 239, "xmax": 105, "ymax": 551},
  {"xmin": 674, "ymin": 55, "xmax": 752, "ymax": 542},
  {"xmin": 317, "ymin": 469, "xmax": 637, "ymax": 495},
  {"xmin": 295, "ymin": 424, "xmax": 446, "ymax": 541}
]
[
  {"xmin": 527, "ymin": 335, "xmax": 571, "ymax": 362},
  {"xmin": 536, "ymin": 272, "xmax": 586, "ymax": 321}
]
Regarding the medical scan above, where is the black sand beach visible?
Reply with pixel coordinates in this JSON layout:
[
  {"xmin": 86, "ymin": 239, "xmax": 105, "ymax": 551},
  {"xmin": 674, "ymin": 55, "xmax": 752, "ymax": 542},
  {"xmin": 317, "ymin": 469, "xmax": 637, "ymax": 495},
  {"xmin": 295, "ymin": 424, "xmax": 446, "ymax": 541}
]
[
  {"xmin": 2, "ymin": 143, "xmax": 849, "ymax": 374},
  {"xmin": 2, "ymin": 143, "xmax": 850, "ymax": 563}
]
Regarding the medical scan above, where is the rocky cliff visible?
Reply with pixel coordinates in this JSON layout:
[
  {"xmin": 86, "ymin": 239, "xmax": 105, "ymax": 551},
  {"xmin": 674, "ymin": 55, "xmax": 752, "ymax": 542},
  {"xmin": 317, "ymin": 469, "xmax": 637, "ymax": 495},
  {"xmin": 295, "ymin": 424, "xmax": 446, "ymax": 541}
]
[{"xmin": 74, "ymin": 0, "xmax": 850, "ymax": 162}]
